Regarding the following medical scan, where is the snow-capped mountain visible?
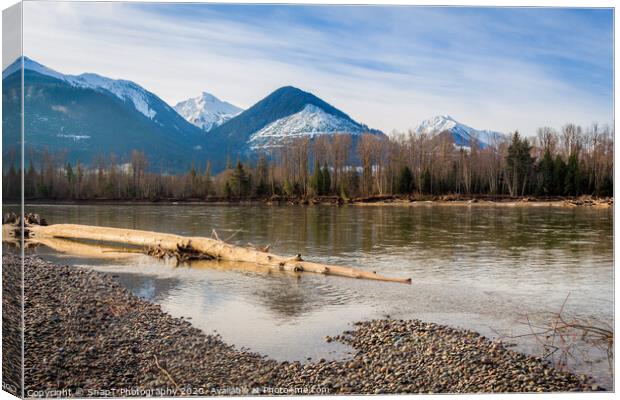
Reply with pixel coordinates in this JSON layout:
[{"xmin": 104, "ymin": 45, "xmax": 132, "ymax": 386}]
[
  {"xmin": 8, "ymin": 57, "xmax": 166, "ymax": 120},
  {"xmin": 174, "ymin": 92, "xmax": 242, "ymax": 132},
  {"xmin": 415, "ymin": 115, "xmax": 504, "ymax": 148},
  {"xmin": 3, "ymin": 58, "xmax": 383, "ymax": 172},
  {"xmin": 208, "ymin": 86, "xmax": 383, "ymax": 155},
  {"xmin": 72, "ymin": 73, "xmax": 160, "ymax": 119},
  {"xmin": 3, "ymin": 56, "xmax": 65, "ymax": 80},
  {"xmin": 248, "ymin": 104, "xmax": 367, "ymax": 150},
  {"xmin": 2, "ymin": 56, "xmax": 208, "ymax": 172}
]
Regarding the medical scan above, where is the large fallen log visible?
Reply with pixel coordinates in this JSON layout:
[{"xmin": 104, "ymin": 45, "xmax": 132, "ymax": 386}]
[{"xmin": 3, "ymin": 222, "xmax": 411, "ymax": 284}]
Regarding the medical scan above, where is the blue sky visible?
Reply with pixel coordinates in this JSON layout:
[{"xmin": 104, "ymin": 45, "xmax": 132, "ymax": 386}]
[{"xmin": 22, "ymin": 2, "xmax": 613, "ymax": 135}]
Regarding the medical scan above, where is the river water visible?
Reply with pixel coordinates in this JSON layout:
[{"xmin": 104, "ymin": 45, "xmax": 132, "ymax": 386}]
[{"xmin": 9, "ymin": 203, "xmax": 614, "ymax": 388}]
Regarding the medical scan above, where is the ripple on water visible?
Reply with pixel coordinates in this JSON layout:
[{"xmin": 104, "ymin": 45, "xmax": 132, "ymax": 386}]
[{"xmin": 9, "ymin": 203, "xmax": 614, "ymax": 388}]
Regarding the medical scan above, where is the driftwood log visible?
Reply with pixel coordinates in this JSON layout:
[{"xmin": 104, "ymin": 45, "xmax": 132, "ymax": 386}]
[{"xmin": 3, "ymin": 221, "xmax": 411, "ymax": 284}]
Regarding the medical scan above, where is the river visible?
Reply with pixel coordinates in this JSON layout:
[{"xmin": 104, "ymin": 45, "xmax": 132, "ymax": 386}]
[{"xmin": 7, "ymin": 203, "xmax": 614, "ymax": 388}]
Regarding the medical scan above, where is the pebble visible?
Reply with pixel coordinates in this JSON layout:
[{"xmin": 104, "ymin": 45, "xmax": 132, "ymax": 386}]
[{"xmin": 4, "ymin": 254, "xmax": 603, "ymax": 396}]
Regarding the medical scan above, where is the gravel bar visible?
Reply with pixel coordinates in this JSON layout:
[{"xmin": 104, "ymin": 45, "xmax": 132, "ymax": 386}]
[{"xmin": 4, "ymin": 254, "xmax": 601, "ymax": 396}]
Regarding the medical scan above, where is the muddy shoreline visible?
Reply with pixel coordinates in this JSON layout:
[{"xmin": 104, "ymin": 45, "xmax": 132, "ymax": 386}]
[{"xmin": 2, "ymin": 254, "xmax": 604, "ymax": 395}]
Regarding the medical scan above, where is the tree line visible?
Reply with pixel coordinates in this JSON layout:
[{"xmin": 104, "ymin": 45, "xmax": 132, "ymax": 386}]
[{"xmin": 2, "ymin": 122, "xmax": 613, "ymax": 201}]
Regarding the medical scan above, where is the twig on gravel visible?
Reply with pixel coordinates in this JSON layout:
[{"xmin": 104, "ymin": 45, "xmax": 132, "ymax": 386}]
[{"xmin": 154, "ymin": 355, "xmax": 181, "ymax": 391}]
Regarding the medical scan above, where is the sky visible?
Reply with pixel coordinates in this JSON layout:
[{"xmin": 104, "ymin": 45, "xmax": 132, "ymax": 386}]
[{"xmin": 18, "ymin": 2, "xmax": 614, "ymax": 136}]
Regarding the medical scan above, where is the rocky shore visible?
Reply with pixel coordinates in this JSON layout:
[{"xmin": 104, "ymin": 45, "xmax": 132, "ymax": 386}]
[
  {"xmin": 345, "ymin": 194, "xmax": 613, "ymax": 208},
  {"xmin": 6, "ymin": 254, "xmax": 600, "ymax": 396},
  {"xmin": 2, "ymin": 252, "xmax": 22, "ymax": 397},
  {"xmin": 14, "ymin": 194, "xmax": 613, "ymax": 208}
]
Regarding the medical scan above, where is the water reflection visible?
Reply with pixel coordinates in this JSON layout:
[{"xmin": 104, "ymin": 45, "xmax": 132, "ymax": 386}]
[
  {"xmin": 114, "ymin": 272, "xmax": 181, "ymax": 303},
  {"xmin": 6, "ymin": 203, "xmax": 614, "ymax": 387}
]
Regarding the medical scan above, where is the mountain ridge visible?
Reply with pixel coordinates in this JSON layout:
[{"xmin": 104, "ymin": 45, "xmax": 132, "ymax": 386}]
[
  {"xmin": 2, "ymin": 57, "xmax": 209, "ymax": 172},
  {"xmin": 415, "ymin": 115, "xmax": 504, "ymax": 148},
  {"xmin": 0, "ymin": 57, "xmax": 496, "ymax": 173},
  {"xmin": 5, "ymin": 57, "xmax": 169, "ymax": 120},
  {"xmin": 2, "ymin": 58, "xmax": 383, "ymax": 172},
  {"xmin": 208, "ymin": 85, "xmax": 383, "ymax": 156}
]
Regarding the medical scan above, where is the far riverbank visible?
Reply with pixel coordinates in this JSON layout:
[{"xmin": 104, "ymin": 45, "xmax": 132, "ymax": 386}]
[{"xmin": 6, "ymin": 194, "xmax": 613, "ymax": 208}]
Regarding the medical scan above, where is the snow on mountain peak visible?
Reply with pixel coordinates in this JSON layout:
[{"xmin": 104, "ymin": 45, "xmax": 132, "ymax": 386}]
[
  {"xmin": 3, "ymin": 56, "xmax": 64, "ymax": 81},
  {"xmin": 415, "ymin": 115, "xmax": 504, "ymax": 148},
  {"xmin": 73, "ymin": 73, "xmax": 157, "ymax": 119},
  {"xmin": 4, "ymin": 57, "xmax": 159, "ymax": 120},
  {"xmin": 417, "ymin": 115, "xmax": 458, "ymax": 136},
  {"xmin": 248, "ymin": 103, "xmax": 365, "ymax": 150},
  {"xmin": 174, "ymin": 92, "xmax": 242, "ymax": 132}
]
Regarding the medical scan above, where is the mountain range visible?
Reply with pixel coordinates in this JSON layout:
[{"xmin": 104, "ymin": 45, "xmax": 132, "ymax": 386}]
[
  {"xmin": 2, "ymin": 57, "xmax": 208, "ymax": 172},
  {"xmin": 2, "ymin": 57, "xmax": 504, "ymax": 173}
]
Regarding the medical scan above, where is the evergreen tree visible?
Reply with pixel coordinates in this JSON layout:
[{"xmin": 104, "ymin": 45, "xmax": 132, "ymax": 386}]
[
  {"xmin": 553, "ymin": 156, "xmax": 567, "ymax": 196},
  {"xmin": 310, "ymin": 160, "xmax": 323, "ymax": 196},
  {"xmin": 65, "ymin": 162, "xmax": 75, "ymax": 199},
  {"xmin": 5, "ymin": 121, "xmax": 613, "ymax": 201},
  {"xmin": 66, "ymin": 162, "xmax": 75, "ymax": 184},
  {"xmin": 397, "ymin": 165, "xmax": 414, "ymax": 194},
  {"xmin": 231, "ymin": 160, "xmax": 250, "ymax": 197},
  {"xmin": 564, "ymin": 153, "xmax": 580, "ymax": 196},
  {"xmin": 505, "ymin": 132, "xmax": 532, "ymax": 196},
  {"xmin": 255, "ymin": 156, "xmax": 269, "ymax": 196},
  {"xmin": 538, "ymin": 150, "xmax": 554, "ymax": 195},
  {"xmin": 600, "ymin": 175, "xmax": 613, "ymax": 197},
  {"xmin": 321, "ymin": 162, "xmax": 331, "ymax": 195},
  {"xmin": 421, "ymin": 168, "xmax": 432, "ymax": 194}
]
